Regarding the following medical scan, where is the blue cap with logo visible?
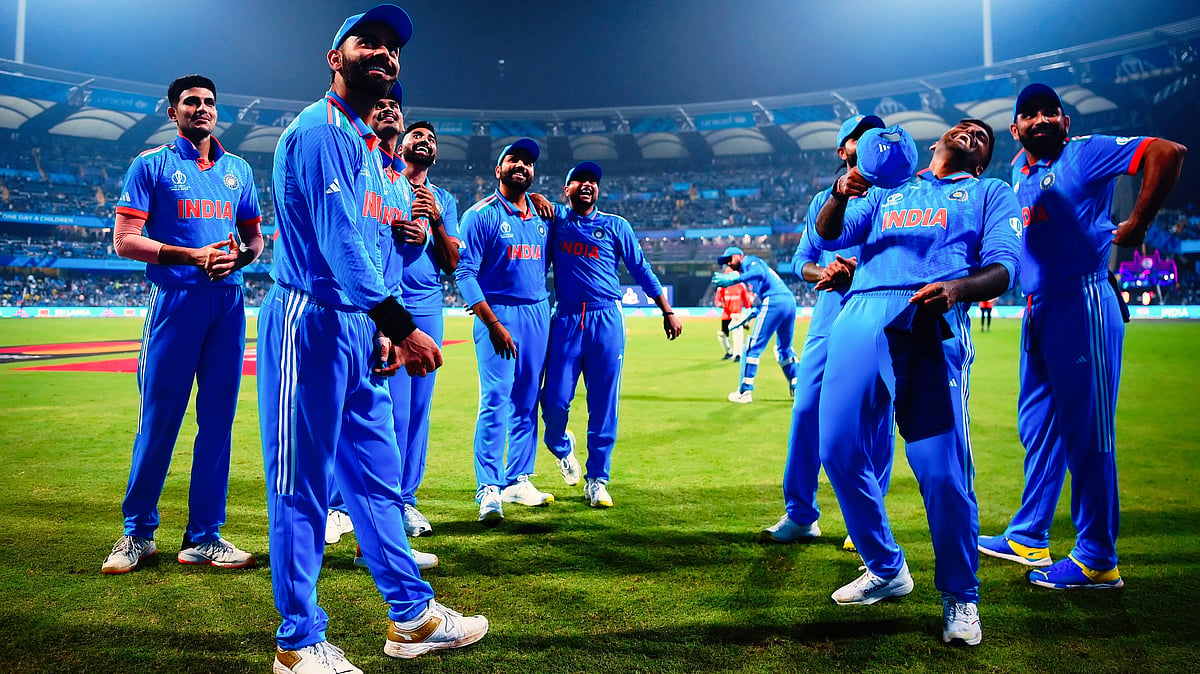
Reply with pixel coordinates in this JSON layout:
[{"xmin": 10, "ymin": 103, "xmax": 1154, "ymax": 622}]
[
  {"xmin": 496, "ymin": 138, "xmax": 540, "ymax": 166},
  {"xmin": 856, "ymin": 125, "xmax": 919, "ymax": 189},
  {"xmin": 565, "ymin": 161, "xmax": 602, "ymax": 186},
  {"xmin": 1013, "ymin": 83, "xmax": 1064, "ymax": 121},
  {"xmin": 331, "ymin": 4, "xmax": 414, "ymax": 51},
  {"xmin": 717, "ymin": 246, "xmax": 744, "ymax": 265},
  {"xmin": 382, "ymin": 81, "xmax": 402, "ymax": 106},
  {"xmin": 836, "ymin": 114, "xmax": 885, "ymax": 149}
]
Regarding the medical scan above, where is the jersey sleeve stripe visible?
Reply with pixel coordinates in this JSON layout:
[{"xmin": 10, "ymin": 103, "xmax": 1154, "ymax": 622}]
[
  {"xmin": 115, "ymin": 206, "xmax": 149, "ymax": 219},
  {"xmin": 1127, "ymin": 137, "xmax": 1156, "ymax": 175}
]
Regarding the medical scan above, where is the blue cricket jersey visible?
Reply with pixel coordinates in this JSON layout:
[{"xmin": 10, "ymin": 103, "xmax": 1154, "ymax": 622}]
[
  {"xmin": 378, "ymin": 154, "xmax": 414, "ymax": 300},
  {"xmin": 547, "ymin": 204, "xmax": 662, "ymax": 306},
  {"xmin": 398, "ymin": 175, "xmax": 461, "ymax": 316},
  {"xmin": 116, "ymin": 135, "xmax": 261, "ymax": 287},
  {"xmin": 1011, "ymin": 134, "xmax": 1154, "ymax": 295},
  {"xmin": 455, "ymin": 190, "xmax": 549, "ymax": 307},
  {"xmin": 817, "ymin": 169, "xmax": 1022, "ymax": 295},
  {"xmin": 794, "ymin": 188, "xmax": 861, "ymax": 336},
  {"xmin": 737, "ymin": 254, "xmax": 794, "ymax": 304},
  {"xmin": 270, "ymin": 91, "xmax": 401, "ymax": 312}
]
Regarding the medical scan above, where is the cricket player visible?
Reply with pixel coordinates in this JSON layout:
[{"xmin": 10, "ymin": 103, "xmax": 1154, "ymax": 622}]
[
  {"xmin": 393, "ymin": 118, "xmax": 461, "ymax": 536},
  {"xmin": 712, "ymin": 247, "xmax": 799, "ymax": 404},
  {"xmin": 978, "ymin": 83, "xmax": 1186, "ymax": 590},
  {"xmin": 762, "ymin": 115, "xmax": 894, "ymax": 549},
  {"xmin": 259, "ymin": 7, "xmax": 486, "ymax": 672},
  {"xmin": 455, "ymin": 138, "xmax": 553, "ymax": 523},
  {"xmin": 534, "ymin": 161, "xmax": 683, "ymax": 508},
  {"xmin": 814, "ymin": 120, "xmax": 1022, "ymax": 647},
  {"xmin": 714, "ymin": 272, "xmax": 752, "ymax": 361},
  {"xmin": 103, "ymin": 74, "xmax": 262, "ymax": 575}
]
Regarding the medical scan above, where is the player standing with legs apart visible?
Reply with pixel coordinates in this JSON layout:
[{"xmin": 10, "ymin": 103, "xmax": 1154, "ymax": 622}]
[
  {"xmin": 815, "ymin": 121, "xmax": 1022, "ymax": 646},
  {"xmin": 762, "ymin": 115, "xmax": 895, "ymax": 550},
  {"xmin": 394, "ymin": 118, "xmax": 461, "ymax": 536},
  {"xmin": 714, "ymin": 272, "xmax": 752, "ymax": 361},
  {"xmin": 259, "ymin": 7, "xmax": 486, "ymax": 672},
  {"xmin": 455, "ymin": 138, "xmax": 553, "ymax": 523},
  {"xmin": 978, "ymin": 83, "xmax": 1185, "ymax": 589},
  {"xmin": 712, "ymin": 248, "xmax": 800, "ymax": 404},
  {"xmin": 103, "ymin": 74, "xmax": 261, "ymax": 574},
  {"xmin": 531, "ymin": 162, "xmax": 683, "ymax": 507}
]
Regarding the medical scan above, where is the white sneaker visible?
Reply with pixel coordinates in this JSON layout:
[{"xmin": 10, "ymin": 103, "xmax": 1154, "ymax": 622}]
[
  {"xmin": 177, "ymin": 537, "xmax": 256, "ymax": 569},
  {"xmin": 585, "ymin": 478, "xmax": 613, "ymax": 508},
  {"xmin": 476, "ymin": 485, "xmax": 504, "ymax": 523},
  {"xmin": 384, "ymin": 600, "xmax": 489, "ymax": 659},
  {"xmin": 325, "ymin": 509, "xmax": 354, "ymax": 545},
  {"xmin": 500, "ymin": 475, "xmax": 555, "ymax": 506},
  {"xmin": 942, "ymin": 598, "xmax": 982, "ymax": 646},
  {"xmin": 353, "ymin": 545, "xmax": 438, "ymax": 571},
  {"xmin": 273, "ymin": 640, "xmax": 362, "ymax": 674},
  {"xmin": 831, "ymin": 562, "xmax": 914, "ymax": 605},
  {"xmin": 403, "ymin": 504, "xmax": 433, "ymax": 538},
  {"xmin": 761, "ymin": 514, "xmax": 820, "ymax": 543},
  {"xmin": 101, "ymin": 535, "xmax": 157, "ymax": 574},
  {"xmin": 557, "ymin": 430, "xmax": 582, "ymax": 486},
  {"xmin": 727, "ymin": 390, "xmax": 753, "ymax": 404}
]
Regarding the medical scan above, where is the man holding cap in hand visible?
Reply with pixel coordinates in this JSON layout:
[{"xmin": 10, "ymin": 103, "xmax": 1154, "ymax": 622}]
[
  {"xmin": 978, "ymin": 83, "xmax": 1186, "ymax": 591},
  {"xmin": 533, "ymin": 161, "xmax": 682, "ymax": 508},
  {"xmin": 260, "ymin": 6, "xmax": 486, "ymax": 672},
  {"xmin": 813, "ymin": 119, "xmax": 1022, "ymax": 647},
  {"xmin": 455, "ymin": 138, "xmax": 554, "ymax": 523}
]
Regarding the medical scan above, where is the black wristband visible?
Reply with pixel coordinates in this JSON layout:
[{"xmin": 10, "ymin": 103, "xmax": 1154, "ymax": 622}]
[
  {"xmin": 830, "ymin": 179, "xmax": 849, "ymax": 202},
  {"xmin": 368, "ymin": 296, "xmax": 418, "ymax": 342},
  {"xmin": 486, "ymin": 319, "xmax": 500, "ymax": 327},
  {"xmin": 663, "ymin": 312, "xmax": 674, "ymax": 316}
]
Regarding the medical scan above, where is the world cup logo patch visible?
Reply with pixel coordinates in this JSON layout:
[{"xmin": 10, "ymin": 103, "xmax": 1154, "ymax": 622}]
[
  {"xmin": 224, "ymin": 173, "xmax": 240, "ymax": 190},
  {"xmin": 171, "ymin": 170, "xmax": 187, "ymax": 186}
]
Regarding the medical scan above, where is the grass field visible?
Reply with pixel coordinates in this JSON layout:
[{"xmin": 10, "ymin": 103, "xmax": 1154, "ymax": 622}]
[{"xmin": 1, "ymin": 315, "xmax": 1198, "ymax": 673}]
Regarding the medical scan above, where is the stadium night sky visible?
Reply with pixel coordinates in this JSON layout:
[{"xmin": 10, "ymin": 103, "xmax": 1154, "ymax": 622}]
[{"xmin": 0, "ymin": 0, "xmax": 1196, "ymax": 110}]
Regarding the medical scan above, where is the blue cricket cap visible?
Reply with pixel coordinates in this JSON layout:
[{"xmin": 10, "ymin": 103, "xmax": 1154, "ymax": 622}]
[
  {"xmin": 717, "ymin": 246, "xmax": 744, "ymax": 265},
  {"xmin": 382, "ymin": 81, "xmax": 402, "ymax": 106},
  {"xmin": 836, "ymin": 114, "xmax": 885, "ymax": 149},
  {"xmin": 856, "ymin": 125, "xmax": 919, "ymax": 189},
  {"xmin": 496, "ymin": 138, "xmax": 540, "ymax": 166},
  {"xmin": 331, "ymin": 4, "xmax": 414, "ymax": 51},
  {"xmin": 565, "ymin": 161, "xmax": 602, "ymax": 186},
  {"xmin": 1013, "ymin": 83, "xmax": 1063, "ymax": 120}
]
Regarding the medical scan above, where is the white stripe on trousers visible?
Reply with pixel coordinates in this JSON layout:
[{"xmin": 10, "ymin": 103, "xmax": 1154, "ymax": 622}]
[
  {"xmin": 275, "ymin": 288, "xmax": 308, "ymax": 495},
  {"xmin": 135, "ymin": 283, "xmax": 161, "ymax": 435}
]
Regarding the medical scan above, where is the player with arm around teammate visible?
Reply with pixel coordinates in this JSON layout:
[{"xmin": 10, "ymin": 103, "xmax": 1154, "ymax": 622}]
[
  {"xmin": 454, "ymin": 138, "xmax": 554, "ymax": 524},
  {"xmin": 814, "ymin": 120, "xmax": 1022, "ymax": 647},
  {"xmin": 762, "ymin": 115, "xmax": 895, "ymax": 549},
  {"xmin": 534, "ymin": 161, "xmax": 682, "ymax": 508},
  {"xmin": 259, "ymin": 7, "xmax": 486, "ymax": 672},
  {"xmin": 978, "ymin": 83, "xmax": 1186, "ymax": 590},
  {"xmin": 102, "ymin": 74, "xmax": 262, "ymax": 575}
]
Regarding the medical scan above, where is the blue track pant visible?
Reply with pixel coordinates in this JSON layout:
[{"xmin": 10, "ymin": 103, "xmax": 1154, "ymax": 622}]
[
  {"xmin": 473, "ymin": 300, "xmax": 550, "ymax": 489},
  {"xmin": 738, "ymin": 295, "xmax": 799, "ymax": 394},
  {"xmin": 542, "ymin": 301, "xmax": 625, "ymax": 483},
  {"xmin": 389, "ymin": 312, "xmax": 444, "ymax": 506},
  {"xmin": 258, "ymin": 285, "xmax": 432, "ymax": 650},
  {"xmin": 820, "ymin": 292, "xmax": 979, "ymax": 603},
  {"xmin": 122, "ymin": 283, "xmax": 244, "ymax": 544},
  {"xmin": 782, "ymin": 330, "xmax": 894, "ymax": 527},
  {"xmin": 1003, "ymin": 273, "xmax": 1124, "ymax": 570}
]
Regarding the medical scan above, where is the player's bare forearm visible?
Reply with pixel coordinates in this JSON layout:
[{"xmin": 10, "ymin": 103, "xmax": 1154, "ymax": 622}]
[
  {"xmin": 911, "ymin": 263, "xmax": 1009, "ymax": 312},
  {"xmin": 815, "ymin": 195, "xmax": 849, "ymax": 241},
  {"xmin": 800, "ymin": 262, "xmax": 823, "ymax": 284},
  {"xmin": 653, "ymin": 293, "xmax": 683, "ymax": 340},
  {"xmin": 430, "ymin": 226, "xmax": 460, "ymax": 274},
  {"xmin": 1116, "ymin": 139, "xmax": 1187, "ymax": 247},
  {"xmin": 470, "ymin": 300, "xmax": 516, "ymax": 359},
  {"xmin": 235, "ymin": 220, "xmax": 265, "ymax": 268}
]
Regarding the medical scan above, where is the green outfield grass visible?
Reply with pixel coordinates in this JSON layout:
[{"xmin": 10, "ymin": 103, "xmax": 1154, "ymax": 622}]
[{"xmin": 1, "ymin": 316, "xmax": 1198, "ymax": 673}]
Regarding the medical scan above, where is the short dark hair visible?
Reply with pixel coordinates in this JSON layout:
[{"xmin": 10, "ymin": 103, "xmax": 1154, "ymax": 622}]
[
  {"xmin": 404, "ymin": 120, "xmax": 436, "ymax": 139},
  {"xmin": 168, "ymin": 75, "xmax": 216, "ymax": 107},
  {"xmin": 959, "ymin": 118, "xmax": 995, "ymax": 171}
]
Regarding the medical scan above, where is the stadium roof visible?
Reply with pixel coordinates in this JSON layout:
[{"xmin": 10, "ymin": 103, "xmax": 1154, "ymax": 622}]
[{"xmin": 1, "ymin": 17, "xmax": 1196, "ymax": 164}]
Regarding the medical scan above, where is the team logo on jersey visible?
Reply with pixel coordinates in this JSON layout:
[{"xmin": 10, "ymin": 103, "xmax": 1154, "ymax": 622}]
[
  {"xmin": 1115, "ymin": 136, "xmax": 1135, "ymax": 145},
  {"xmin": 1009, "ymin": 217, "xmax": 1022, "ymax": 238},
  {"xmin": 593, "ymin": 228, "xmax": 605, "ymax": 240},
  {"xmin": 120, "ymin": 192, "xmax": 131, "ymax": 203},
  {"xmin": 170, "ymin": 170, "xmax": 187, "ymax": 188},
  {"xmin": 884, "ymin": 193, "xmax": 904, "ymax": 207},
  {"xmin": 537, "ymin": 224, "xmax": 547, "ymax": 237},
  {"xmin": 1040, "ymin": 173, "xmax": 1056, "ymax": 190},
  {"xmin": 500, "ymin": 222, "xmax": 514, "ymax": 239},
  {"xmin": 223, "ymin": 173, "xmax": 240, "ymax": 190},
  {"xmin": 948, "ymin": 189, "xmax": 969, "ymax": 202}
]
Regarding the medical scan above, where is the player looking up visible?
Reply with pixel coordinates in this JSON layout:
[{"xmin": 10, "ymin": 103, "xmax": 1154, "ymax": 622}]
[
  {"xmin": 814, "ymin": 120, "xmax": 1022, "ymax": 647},
  {"xmin": 454, "ymin": 138, "xmax": 553, "ymax": 523},
  {"xmin": 259, "ymin": 6, "xmax": 486, "ymax": 672},
  {"xmin": 762, "ymin": 115, "xmax": 895, "ymax": 551},
  {"xmin": 530, "ymin": 161, "xmax": 682, "ymax": 508},
  {"xmin": 978, "ymin": 83, "xmax": 1186, "ymax": 591},
  {"xmin": 104, "ymin": 73, "xmax": 262, "ymax": 575}
]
